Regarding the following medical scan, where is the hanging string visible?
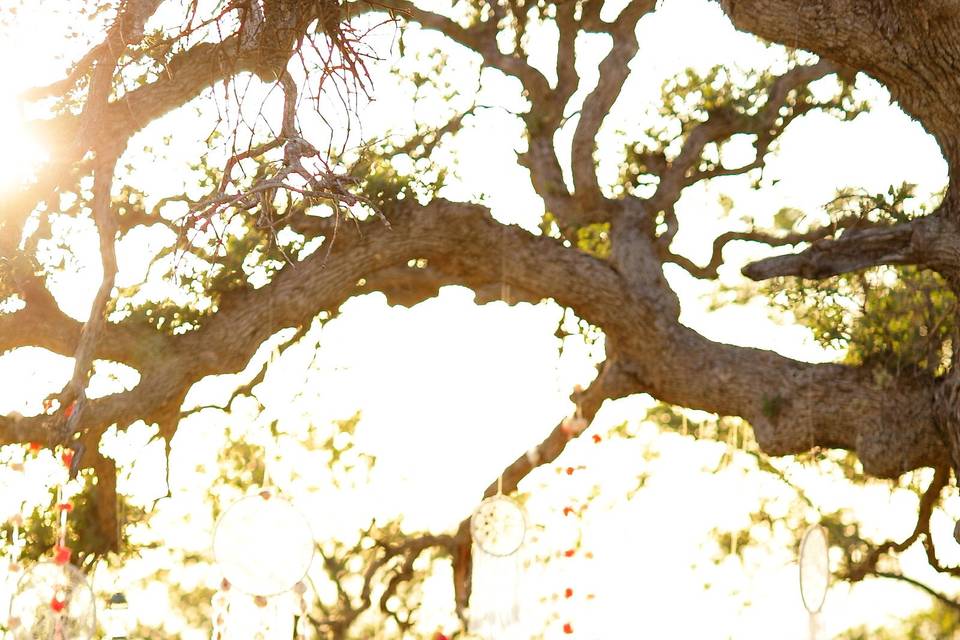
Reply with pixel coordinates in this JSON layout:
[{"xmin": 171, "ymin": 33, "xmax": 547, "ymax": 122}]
[
  {"xmin": 261, "ymin": 260, "xmax": 283, "ymax": 491},
  {"xmin": 54, "ymin": 450, "xmax": 75, "ymax": 566},
  {"xmin": 497, "ymin": 221, "xmax": 510, "ymax": 498},
  {"xmin": 6, "ymin": 454, "xmax": 26, "ymax": 583},
  {"xmin": 467, "ymin": 220, "xmax": 528, "ymax": 639},
  {"xmin": 805, "ymin": 365, "xmax": 825, "ymax": 640}
]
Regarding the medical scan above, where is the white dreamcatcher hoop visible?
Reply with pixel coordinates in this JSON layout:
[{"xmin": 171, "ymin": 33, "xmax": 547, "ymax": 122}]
[
  {"xmin": 8, "ymin": 562, "xmax": 96, "ymax": 640},
  {"xmin": 468, "ymin": 488, "xmax": 528, "ymax": 640},
  {"xmin": 211, "ymin": 489, "xmax": 314, "ymax": 639},
  {"xmin": 798, "ymin": 523, "xmax": 830, "ymax": 640},
  {"xmin": 212, "ymin": 490, "xmax": 315, "ymax": 597},
  {"xmin": 470, "ymin": 494, "xmax": 527, "ymax": 558}
]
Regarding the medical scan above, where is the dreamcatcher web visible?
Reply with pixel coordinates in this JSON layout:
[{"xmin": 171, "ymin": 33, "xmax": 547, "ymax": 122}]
[
  {"xmin": 213, "ymin": 491, "xmax": 315, "ymax": 597},
  {"xmin": 799, "ymin": 524, "xmax": 829, "ymax": 614},
  {"xmin": 799, "ymin": 523, "xmax": 830, "ymax": 640},
  {"xmin": 8, "ymin": 562, "xmax": 96, "ymax": 640},
  {"xmin": 468, "ymin": 494, "xmax": 528, "ymax": 640},
  {"xmin": 470, "ymin": 495, "xmax": 526, "ymax": 558}
]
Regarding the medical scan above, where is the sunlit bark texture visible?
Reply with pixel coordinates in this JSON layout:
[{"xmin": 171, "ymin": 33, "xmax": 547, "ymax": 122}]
[{"xmin": 3, "ymin": 0, "xmax": 960, "ymax": 616}]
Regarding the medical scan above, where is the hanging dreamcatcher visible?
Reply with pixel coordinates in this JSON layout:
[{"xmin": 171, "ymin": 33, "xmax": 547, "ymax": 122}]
[
  {"xmin": 8, "ymin": 449, "xmax": 96, "ymax": 639},
  {"xmin": 210, "ymin": 319, "xmax": 316, "ymax": 639},
  {"xmin": 468, "ymin": 484, "xmax": 528, "ymax": 640},
  {"xmin": 8, "ymin": 562, "xmax": 96, "ymax": 639},
  {"xmin": 211, "ymin": 489, "xmax": 314, "ymax": 639},
  {"xmin": 798, "ymin": 524, "xmax": 830, "ymax": 640},
  {"xmin": 471, "ymin": 494, "xmax": 526, "ymax": 558}
]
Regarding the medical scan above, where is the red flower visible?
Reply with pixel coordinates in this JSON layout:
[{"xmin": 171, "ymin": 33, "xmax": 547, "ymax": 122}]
[
  {"xmin": 61, "ymin": 450, "xmax": 74, "ymax": 469},
  {"xmin": 57, "ymin": 503, "xmax": 73, "ymax": 513},
  {"xmin": 50, "ymin": 597, "xmax": 66, "ymax": 613},
  {"xmin": 53, "ymin": 545, "xmax": 71, "ymax": 566},
  {"xmin": 563, "ymin": 622, "xmax": 573, "ymax": 634},
  {"xmin": 564, "ymin": 587, "xmax": 574, "ymax": 598},
  {"xmin": 29, "ymin": 442, "xmax": 41, "ymax": 455},
  {"xmin": 592, "ymin": 434, "xmax": 602, "ymax": 444},
  {"xmin": 565, "ymin": 467, "xmax": 574, "ymax": 475},
  {"xmin": 562, "ymin": 506, "xmax": 574, "ymax": 516},
  {"xmin": 563, "ymin": 549, "xmax": 575, "ymax": 558},
  {"xmin": 433, "ymin": 634, "xmax": 450, "ymax": 640}
]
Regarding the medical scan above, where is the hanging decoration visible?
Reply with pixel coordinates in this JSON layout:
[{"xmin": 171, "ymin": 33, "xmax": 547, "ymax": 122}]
[
  {"xmin": 211, "ymin": 578, "xmax": 231, "ymax": 640},
  {"xmin": 211, "ymin": 489, "xmax": 314, "ymax": 638},
  {"xmin": 7, "ymin": 562, "xmax": 96, "ymax": 640},
  {"xmin": 468, "ymin": 482, "xmax": 527, "ymax": 639},
  {"xmin": 210, "ymin": 493, "xmax": 314, "ymax": 640},
  {"xmin": 798, "ymin": 523, "xmax": 830, "ymax": 640},
  {"xmin": 292, "ymin": 580, "xmax": 310, "ymax": 640},
  {"xmin": 210, "ymin": 299, "xmax": 316, "ymax": 638},
  {"xmin": 4, "ymin": 453, "xmax": 28, "ymax": 581},
  {"xmin": 554, "ymin": 451, "xmax": 596, "ymax": 638},
  {"xmin": 470, "ymin": 495, "xmax": 526, "ymax": 558},
  {"xmin": 3, "ymin": 452, "xmax": 29, "ymax": 635},
  {"xmin": 8, "ymin": 448, "xmax": 95, "ymax": 639},
  {"xmin": 211, "ymin": 504, "xmax": 313, "ymax": 640},
  {"xmin": 212, "ymin": 490, "xmax": 314, "ymax": 597}
]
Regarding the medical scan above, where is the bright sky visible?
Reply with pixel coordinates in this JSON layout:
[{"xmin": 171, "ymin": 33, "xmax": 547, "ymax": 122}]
[{"xmin": 0, "ymin": 0, "xmax": 955, "ymax": 638}]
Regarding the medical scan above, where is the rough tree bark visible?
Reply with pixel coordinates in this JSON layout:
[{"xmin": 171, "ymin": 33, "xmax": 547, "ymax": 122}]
[{"xmin": 715, "ymin": 0, "xmax": 960, "ymax": 488}]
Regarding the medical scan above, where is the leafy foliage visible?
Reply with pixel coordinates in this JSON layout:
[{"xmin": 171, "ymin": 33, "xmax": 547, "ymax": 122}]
[{"xmin": 767, "ymin": 266, "xmax": 956, "ymax": 376}]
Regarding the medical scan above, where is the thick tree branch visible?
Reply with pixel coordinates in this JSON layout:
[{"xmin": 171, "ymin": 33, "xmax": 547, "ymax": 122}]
[
  {"xmin": 446, "ymin": 354, "xmax": 630, "ymax": 616},
  {"xmin": 570, "ymin": 1, "xmax": 653, "ymax": 207},
  {"xmin": 742, "ymin": 212, "xmax": 960, "ymax": 282},
  {"xmin": 2, "ymin": 198, "xmax": 944, "ymax": 486}
]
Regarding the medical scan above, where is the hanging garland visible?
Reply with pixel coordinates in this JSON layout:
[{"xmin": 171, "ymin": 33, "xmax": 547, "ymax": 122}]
[
  {"xmin": 7, "ymin": 447, "xmax": 96, "ymax": 640},
  {"xmin": 552, "ymin": 418, "xmax": 604, "ymax": 637}
]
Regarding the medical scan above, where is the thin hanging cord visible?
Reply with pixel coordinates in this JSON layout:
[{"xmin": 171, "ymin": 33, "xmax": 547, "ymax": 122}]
[
  {"xmin": 807, "ymin": 366, "xmax": 812, "ymax": 449},
  {"xmin": 496, "ymin": 222, "xmax": 509, "ymax": 497},
  {"xmin": 262, "ymin": 264, "xmax": 282, "ymax": 491},
  {"xmin": 57, "ymin": 485, "xmax": 67, "ymax": 549},
  {"xmin": 500, "ymin": 220, "xmax": 511, "ymax": 306}
]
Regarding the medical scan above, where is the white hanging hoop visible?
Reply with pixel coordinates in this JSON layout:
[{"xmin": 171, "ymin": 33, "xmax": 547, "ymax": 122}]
[
  {"xmin": 471, "ymin": 495, "xmax": 527, "ymax": 558},
  {"xmin": 798, "ymin": 523, "xmax": 830, "ymax": 614},
  {"xmin": 8, "ymin": 562, "xmax": 96, "ymax": 640},
  {"xmin": 213, "ymin": 491, "xmax": 315, "ymax": 597}
]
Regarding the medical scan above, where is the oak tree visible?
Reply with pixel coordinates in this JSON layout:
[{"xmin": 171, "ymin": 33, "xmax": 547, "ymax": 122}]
[{"xmin": 3, "ymin": 0, "xmax": 960, "ymax": 631}]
